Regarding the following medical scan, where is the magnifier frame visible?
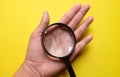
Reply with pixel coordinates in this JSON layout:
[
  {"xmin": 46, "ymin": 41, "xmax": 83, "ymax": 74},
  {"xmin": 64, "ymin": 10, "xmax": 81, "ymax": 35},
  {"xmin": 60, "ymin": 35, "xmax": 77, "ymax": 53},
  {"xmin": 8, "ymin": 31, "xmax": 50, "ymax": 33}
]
[
  {"xmin": 41, "ymin": 23, "xmax": 76, "ymax": 58},
  {"xmin": 41, "ymin": 23, "xmax": 76, "ymax": 77}
]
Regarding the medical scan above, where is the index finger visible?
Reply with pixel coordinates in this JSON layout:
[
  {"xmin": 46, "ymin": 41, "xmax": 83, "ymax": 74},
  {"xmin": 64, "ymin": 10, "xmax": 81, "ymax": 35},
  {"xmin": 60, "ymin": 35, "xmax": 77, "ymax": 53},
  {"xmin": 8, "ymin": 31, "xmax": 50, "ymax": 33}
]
[{"xmin": 59, "ymin": 3, "xmax": 81, "ymax": 24}]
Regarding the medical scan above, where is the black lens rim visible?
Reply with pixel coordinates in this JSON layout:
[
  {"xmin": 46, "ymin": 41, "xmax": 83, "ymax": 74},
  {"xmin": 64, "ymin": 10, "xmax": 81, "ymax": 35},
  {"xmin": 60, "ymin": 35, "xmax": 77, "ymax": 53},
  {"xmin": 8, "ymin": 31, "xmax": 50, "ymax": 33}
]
[{"xmin": 41, "ymin": 23, "xmax": 76, "ymax": 58}]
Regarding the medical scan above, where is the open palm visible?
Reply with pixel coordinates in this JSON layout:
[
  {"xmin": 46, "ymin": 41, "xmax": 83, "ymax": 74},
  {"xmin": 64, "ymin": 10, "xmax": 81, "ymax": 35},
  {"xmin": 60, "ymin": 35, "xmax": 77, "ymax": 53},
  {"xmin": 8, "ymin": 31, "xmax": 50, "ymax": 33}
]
[{"xmin": 22, "ymin": 3, "xmax": 93, "ymax": 77}]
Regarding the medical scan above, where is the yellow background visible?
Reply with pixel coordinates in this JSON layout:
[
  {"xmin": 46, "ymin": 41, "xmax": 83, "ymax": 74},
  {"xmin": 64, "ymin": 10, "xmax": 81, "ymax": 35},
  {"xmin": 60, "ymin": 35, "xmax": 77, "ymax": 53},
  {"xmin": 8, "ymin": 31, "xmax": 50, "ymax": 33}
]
[{"xmin": 0, "ymin": 0, "xmax": 120, "ymax": 77}]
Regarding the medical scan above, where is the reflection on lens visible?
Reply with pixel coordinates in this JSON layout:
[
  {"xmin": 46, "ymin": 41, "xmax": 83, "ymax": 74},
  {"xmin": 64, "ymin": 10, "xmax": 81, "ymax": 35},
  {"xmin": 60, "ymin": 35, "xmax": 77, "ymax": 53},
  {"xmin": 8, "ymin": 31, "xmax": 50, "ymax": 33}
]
[{"xmin": 43, "ymin": 24, "xmax": 75, "ymax": 57}]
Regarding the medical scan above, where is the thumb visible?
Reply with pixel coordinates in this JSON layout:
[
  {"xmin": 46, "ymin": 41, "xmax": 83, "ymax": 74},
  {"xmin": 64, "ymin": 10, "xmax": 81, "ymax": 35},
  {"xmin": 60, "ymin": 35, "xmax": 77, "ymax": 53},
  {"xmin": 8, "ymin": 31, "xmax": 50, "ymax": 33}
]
[{"xmin": 36, "ymin": 11, "xmax": 50, "ymax": 33}]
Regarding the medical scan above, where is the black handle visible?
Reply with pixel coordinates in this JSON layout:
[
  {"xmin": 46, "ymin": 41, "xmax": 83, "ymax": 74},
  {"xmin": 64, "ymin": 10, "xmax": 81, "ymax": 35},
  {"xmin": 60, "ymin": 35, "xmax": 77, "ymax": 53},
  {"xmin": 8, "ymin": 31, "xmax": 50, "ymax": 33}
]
[{"xmin": 62, "ymin": 57, "xmax": 76, "ymax": 77}]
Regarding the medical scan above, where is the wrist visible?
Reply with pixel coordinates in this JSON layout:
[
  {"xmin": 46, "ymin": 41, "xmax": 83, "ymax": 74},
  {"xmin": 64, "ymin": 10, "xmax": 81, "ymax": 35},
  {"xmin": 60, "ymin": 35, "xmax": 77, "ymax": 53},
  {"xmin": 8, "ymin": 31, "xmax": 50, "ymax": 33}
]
[{"xmin": 13, "ymin": 61, "xmax": 41, "ymax": 77}]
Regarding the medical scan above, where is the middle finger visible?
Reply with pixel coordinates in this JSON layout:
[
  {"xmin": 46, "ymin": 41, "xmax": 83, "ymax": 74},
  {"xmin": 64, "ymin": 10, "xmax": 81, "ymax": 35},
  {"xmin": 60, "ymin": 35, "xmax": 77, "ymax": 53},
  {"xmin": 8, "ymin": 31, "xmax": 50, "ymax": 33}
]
[{"xmin": 68, "ymin": 4, "xmax": 90, "ymax": 30}]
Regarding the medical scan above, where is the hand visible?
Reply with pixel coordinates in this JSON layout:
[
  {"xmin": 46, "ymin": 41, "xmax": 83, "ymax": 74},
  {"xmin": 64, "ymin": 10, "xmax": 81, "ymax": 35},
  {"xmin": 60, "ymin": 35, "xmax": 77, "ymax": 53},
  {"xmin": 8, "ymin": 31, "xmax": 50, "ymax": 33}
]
[{"xmin": 14, "ymin": 3, "xmax": 94, "ymax": 77}]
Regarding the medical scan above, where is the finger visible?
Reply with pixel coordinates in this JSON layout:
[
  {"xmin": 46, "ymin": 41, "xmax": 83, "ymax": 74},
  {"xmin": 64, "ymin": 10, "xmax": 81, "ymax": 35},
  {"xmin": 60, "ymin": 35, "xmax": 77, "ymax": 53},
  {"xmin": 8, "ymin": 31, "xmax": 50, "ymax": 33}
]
[
  {"xmin": 68, "ymin": 4, "xmax": 90, "ymax": 30},
  {"xmin": 75, "ymin": 16, "xmax": 94, "ymax": 40},
  {"xmin": 35, "ymin": 11, "xmax": 50, "ymax": 33},
  {"xmin": 70, "ymin": 35, "xmax": 93, "ymax": 61},
  {"xmin": 59, "ymin": 3, "xmax": 81, "ymax": 24}
]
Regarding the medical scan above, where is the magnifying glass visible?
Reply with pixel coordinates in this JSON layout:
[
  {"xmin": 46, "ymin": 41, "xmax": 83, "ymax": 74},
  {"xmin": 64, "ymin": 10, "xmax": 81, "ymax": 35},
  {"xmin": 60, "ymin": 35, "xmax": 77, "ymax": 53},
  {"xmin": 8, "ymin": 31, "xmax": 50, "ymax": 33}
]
[{"xmin": 41, "ymin": 23, "xmax": 76, "ymax": 77}]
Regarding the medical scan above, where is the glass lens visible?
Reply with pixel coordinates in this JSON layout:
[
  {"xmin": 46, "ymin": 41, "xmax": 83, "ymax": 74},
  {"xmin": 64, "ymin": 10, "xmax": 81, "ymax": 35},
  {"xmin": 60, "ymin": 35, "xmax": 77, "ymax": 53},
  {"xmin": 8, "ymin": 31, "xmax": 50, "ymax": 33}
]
[{"xmin": 42, "ymin": 24, "xmax": 75, "ymax": 57}]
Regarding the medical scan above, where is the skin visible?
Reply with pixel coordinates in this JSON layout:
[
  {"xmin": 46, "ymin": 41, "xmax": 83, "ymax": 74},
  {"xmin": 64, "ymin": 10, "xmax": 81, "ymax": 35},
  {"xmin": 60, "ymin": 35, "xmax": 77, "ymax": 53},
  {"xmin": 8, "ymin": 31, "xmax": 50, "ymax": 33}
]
[{"xmin": 13, "ymin": 3, "xmax": 94, "ymax": 77}]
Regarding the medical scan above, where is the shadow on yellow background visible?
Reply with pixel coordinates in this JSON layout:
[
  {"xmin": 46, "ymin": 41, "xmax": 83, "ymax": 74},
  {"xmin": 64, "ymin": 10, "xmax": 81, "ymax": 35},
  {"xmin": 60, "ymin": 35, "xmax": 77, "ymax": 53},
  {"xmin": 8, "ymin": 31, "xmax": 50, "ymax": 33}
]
[{"xmin": 0, "ymin": 0, "xmax": 120, "ymax": 77}]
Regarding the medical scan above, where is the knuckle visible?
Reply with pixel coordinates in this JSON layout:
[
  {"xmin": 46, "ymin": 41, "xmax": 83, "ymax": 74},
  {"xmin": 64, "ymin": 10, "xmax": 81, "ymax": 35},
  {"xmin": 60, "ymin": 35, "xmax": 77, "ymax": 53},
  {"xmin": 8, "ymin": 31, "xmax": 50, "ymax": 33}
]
[
  {"xmin": 43, "ymin": 21, "xmax": 49, "ymax": 26},
  {"xmin": 78, "ymin": 11, "xmax": 84, "ymax": 17},
  {"xmin": 80, "ymin": 41, "xmax": 86, "ymax": 47},
  {"xmin": 70, "ymin": 10, "xmax": 76, "ymax": 16},
  {"xmin": 63, "ymin": 15, "xmax": 71, "ymax": 23},
  {"xmin": 73, "ymin": 18, "xmax": 80, "ymax": 25}
]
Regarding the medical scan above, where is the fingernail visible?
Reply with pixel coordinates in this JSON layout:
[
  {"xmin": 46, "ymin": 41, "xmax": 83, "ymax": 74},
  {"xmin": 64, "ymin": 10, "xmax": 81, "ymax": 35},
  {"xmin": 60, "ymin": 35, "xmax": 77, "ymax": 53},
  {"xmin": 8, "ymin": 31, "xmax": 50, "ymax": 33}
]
[
  {"xmin": 89, "ymin": 16, "xmax": 94, "ymax": 21},
  {"xmin": 76, "ymin": 3, "xmax": 81, "ymax": 6},
  {"xmin": 75, "ymin": 3, "xmax": 81, "ymax": 8},
  {"xmin": 88, "ymin": 35, "xmax": 93, "ymax": 39},
  {"xmin": 84, "ymin": 4, "xmax": 90, "ymax": 9}
]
